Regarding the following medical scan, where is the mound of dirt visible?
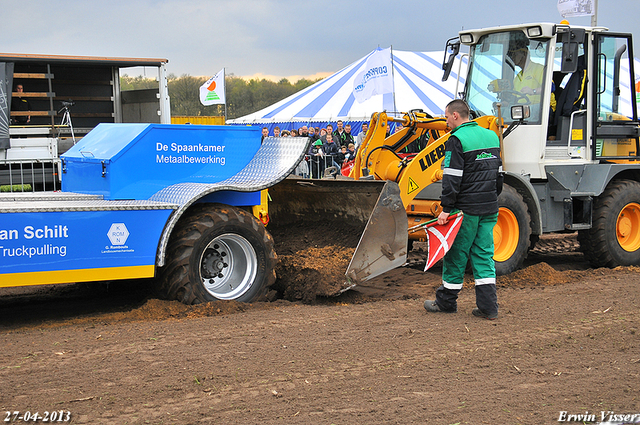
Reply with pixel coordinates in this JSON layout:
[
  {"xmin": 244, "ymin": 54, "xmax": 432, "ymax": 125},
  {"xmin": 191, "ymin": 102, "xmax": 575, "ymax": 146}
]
[
  {"xmin": 497, "ymin": 262, "xmax": 578, "ymax": 288},
  {"xmin": 269, "ymin": 221, "xmax": 364, "ymax": 302},
  {"xmin": 274, "ymin": 246, "xmax": 355, "ymax": 302},
  {"xmin": 267, "ymin": 221, "xmax": 591, "ymax": 302},
  {"xmin": 118, "ymin": 298, "xmax": 253, "ymax": 320}
]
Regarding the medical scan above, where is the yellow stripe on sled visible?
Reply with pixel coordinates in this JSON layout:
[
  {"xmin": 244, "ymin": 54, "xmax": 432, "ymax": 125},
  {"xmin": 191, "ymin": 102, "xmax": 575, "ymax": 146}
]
[{"xmin": 0, "ymin": 265, "xmax": 156, "ymax": 287}]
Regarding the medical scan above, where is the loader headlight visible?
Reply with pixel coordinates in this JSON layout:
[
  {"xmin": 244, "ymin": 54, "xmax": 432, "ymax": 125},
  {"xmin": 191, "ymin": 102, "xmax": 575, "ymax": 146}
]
[
  {"xmin": 460, "ymin": 33, "xmax": 474, "ymax": 44},
  {"xmin": 511, "ymin": 105, "xmax": 530, "ymax": 120},
  {"xmin": 527, "ymin": 26, "xmax": 543, "ymax": 38}
]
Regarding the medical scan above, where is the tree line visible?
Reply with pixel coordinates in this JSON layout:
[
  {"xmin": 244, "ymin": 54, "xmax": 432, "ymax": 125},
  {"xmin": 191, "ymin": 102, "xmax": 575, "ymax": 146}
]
[{"xmin": 120, "ymin": 73, "xmax": 319, "ymax": 120}]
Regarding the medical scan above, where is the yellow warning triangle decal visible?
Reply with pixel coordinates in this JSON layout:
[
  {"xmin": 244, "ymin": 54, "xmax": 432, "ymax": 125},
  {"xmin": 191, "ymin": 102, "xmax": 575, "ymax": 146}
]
[{"xmin": 408, "ymin": 177, "xmax": 420, "ymax": 194}]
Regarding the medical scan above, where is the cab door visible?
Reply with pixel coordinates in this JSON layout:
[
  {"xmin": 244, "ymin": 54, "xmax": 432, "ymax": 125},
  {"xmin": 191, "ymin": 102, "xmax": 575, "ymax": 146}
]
[{"xmin": 593, "ymin": 33, "xmax": 640, "ymax": 159}]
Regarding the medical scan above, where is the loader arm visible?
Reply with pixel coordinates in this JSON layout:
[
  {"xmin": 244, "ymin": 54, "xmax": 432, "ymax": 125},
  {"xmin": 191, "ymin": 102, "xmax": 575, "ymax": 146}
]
[
  {"xmin": 342, "ymin": 111, "xmax": 503, "ymax": 285},
  {"xmin": 353, "ymin": 112, "xmax": 502, "ymax": 232},
  {"xmin": 351, "ymin": 111, "xmax": 449, "ymax": 182},
  {"xmin": 397, "ymin": 115, "xmax": 503, "ymax": 231}
]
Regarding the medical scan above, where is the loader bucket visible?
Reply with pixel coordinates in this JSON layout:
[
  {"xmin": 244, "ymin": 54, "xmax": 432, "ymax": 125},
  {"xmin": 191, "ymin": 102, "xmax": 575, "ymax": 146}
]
[
  {"xmin": 268, "ymin": 177, "xmax": 389, "ymax": 225},
  {"xmin": 268, "ymin": 177, "xmax": 408, "ymax": 293},
  {"xmin": 345, "ymin": 181, "xmax": 408, "ymax": 286}
]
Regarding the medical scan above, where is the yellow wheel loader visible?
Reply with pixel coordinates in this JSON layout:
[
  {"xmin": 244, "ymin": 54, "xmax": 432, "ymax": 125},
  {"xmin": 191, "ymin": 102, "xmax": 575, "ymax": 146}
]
[{"xmin": 271, "ymin": 21, "xmax": 640, "ymax": 290}]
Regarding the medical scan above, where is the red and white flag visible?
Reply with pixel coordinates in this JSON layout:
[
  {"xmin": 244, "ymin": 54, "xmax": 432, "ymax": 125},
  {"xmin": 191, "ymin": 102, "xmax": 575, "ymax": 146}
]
[{"xmin": 422, "ymin": 212, "xmax": 464, "ymax": 271}]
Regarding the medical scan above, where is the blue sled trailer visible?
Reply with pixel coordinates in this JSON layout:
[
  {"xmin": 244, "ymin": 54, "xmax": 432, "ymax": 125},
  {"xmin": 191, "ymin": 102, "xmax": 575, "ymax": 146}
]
[{"xmin": 0, "ymin": 124, "xmax": 309, "ymax": 303}]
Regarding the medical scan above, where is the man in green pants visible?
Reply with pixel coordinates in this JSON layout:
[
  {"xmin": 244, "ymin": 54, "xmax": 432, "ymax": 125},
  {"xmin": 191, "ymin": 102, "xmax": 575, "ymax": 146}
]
[{"xmin": 424, "ymin": 99, "xmax": 503, "ymax": 319}]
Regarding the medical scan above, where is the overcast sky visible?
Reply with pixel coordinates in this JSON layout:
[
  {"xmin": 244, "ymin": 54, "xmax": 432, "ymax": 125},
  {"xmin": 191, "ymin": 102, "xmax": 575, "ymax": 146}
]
[{"xmin": 2, "ymin": 0, "xmax": 637, "ymax": 80}]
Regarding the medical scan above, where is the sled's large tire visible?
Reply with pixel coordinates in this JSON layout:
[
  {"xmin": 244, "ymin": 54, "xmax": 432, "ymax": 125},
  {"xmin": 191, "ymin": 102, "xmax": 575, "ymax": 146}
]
[
  {"xmin": 578, "ymin": 180, "xmax": 640, "ymax": 268},
  {"xmin": 158, "ymin": 204, "xmax": 277, "ymax": 304},
  {"xmin": 494, "ymin": 185, "xmax": 532, "ymax": 276}
]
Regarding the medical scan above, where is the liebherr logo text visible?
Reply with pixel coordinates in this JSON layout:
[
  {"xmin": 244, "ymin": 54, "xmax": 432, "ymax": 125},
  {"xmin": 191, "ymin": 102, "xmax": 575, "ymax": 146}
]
[{"xmin": 419, "ymin": 144, "xmax": 446, "ymax": 171}]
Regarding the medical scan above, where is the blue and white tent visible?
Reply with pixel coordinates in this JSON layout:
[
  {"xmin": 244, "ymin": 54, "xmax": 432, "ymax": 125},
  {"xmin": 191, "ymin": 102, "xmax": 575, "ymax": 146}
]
[
  {"xmin": 228, "ymin": 49, "xmax": 640, "ymax": 134},
  {"xmin": 228, "ymin": 50, "xmax": 467, "ymax": 133}
]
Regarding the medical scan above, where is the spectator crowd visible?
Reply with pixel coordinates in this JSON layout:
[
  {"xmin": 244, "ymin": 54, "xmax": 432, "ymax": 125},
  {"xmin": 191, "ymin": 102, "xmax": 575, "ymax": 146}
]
[
  {"xmin": 262, "ymin": 120, "xmax": 367, "ymax": 178},
  {"xmin": 260, "ymin": 119, "xmax": 429, "ymax": 179}
]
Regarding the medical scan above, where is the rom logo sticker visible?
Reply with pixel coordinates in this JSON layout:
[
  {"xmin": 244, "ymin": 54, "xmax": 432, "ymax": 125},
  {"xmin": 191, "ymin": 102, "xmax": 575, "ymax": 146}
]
[{"xmin": 107, "ymin": 223, "xmax": 130, "ymax": 246}]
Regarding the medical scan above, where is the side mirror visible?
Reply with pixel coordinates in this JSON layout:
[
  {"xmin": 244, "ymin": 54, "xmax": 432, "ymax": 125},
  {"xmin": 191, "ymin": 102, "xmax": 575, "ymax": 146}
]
[{"xmin": 442, "ymin": 37, "xmax": 461, "ymax": 82}]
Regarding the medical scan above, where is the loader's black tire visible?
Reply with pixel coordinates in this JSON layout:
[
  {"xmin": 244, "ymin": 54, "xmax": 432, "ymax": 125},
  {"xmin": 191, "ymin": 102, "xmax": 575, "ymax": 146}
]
[
  {"xmin": 494, "ymin": 185, "xmax": 532, "ymax": 276},
  {"xmin": 157, "ymin": 204, "xmax": 277, "ymax": 304},
  {"xmin": 578, "ymin": 180, "xmax": 640, "ymax": 268}
]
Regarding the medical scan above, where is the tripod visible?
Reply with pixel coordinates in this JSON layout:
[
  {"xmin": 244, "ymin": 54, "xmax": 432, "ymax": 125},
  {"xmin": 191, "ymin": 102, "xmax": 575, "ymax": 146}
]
[{"xmin": 57, "ymin": 100, "xmax": 76, "ymax": 144}]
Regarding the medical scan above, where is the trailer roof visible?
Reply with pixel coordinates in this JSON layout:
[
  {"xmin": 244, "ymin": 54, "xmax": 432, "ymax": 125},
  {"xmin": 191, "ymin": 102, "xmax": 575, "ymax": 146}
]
[{"xmin": 0, "ymin": 52, "xmax": 168, "ymax": 68}]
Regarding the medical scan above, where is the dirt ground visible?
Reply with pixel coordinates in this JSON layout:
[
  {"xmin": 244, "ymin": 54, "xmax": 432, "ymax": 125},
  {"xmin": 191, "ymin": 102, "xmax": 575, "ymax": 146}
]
[{"xmin": 1, "ymin": 225, "xmax": 639, "ymax": 425}]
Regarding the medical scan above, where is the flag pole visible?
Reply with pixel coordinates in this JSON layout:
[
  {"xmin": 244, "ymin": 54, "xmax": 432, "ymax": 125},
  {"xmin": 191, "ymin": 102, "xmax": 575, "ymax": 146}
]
[
  {"xmin": 390, "ymin": 45, "xmax": 397, "ymax": 113},
  {"xmin": 408, "ymin": 211, "xmax": 463, "ymax": 233},
  {"xmin": 223, "ymin": 68, "xmax": 227, "ymax": 124}
]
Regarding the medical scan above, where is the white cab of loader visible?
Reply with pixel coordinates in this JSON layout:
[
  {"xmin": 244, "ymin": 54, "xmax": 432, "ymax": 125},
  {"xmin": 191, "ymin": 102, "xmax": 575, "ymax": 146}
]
[
  {"xmin": 439, "ymin": 21, "xmax": 640, "ymax": 274},
  {"xmin": 458, "ymin": 22, "xmax": 638, "ymax": 179}
]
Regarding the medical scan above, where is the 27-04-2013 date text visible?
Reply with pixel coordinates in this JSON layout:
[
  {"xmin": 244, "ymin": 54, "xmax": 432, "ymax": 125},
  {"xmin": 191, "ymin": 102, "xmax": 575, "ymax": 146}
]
[{"xmin": 4, "ymin": 411, "xmax": 71, "ymax": 422}]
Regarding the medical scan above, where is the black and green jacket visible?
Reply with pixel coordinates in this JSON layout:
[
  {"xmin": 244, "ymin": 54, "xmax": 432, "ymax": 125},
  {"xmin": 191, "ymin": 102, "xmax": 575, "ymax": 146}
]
[{"xmin": 440, "ymin": 121, "xmax": 503, "ymax": 216}]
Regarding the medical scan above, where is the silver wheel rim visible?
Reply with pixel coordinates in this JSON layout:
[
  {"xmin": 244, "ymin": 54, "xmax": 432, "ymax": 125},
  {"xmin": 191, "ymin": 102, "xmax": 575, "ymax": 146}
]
[{"xmin": 199, "ymin": 233, "xmax": 258, "ymax": 300}]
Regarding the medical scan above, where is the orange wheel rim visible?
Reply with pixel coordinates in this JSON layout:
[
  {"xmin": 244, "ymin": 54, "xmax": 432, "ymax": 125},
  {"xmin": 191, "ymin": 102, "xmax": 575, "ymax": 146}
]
[
  {"xmin": 616, "ymin": 202, "xmax": 640, "ymax": 252},
  {"xmin": 494, "ymin": 207, "xmax": 519, "ymax": 262}
]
